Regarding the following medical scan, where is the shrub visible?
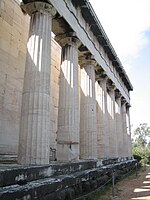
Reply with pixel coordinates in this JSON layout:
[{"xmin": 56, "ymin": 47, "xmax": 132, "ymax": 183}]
[{"xmin": 132, "ymin": 146, "xmax": 150, "ymax": 165}]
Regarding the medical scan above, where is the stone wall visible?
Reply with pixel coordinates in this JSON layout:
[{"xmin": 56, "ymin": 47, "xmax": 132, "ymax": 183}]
[{"xmin": 0, "ymin": 0, "xmax": 61, "ymax": 161}]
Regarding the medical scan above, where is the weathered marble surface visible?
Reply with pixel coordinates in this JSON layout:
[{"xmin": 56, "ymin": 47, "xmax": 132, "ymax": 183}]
[
  {"xmin": 0, "ymin": 159, "xmax": 136, "ymax": 200},
  {"xmin": 57, "ymin": 38, "xmax": 80, "ymax": 161},
  {"xmin": 80, "ymin": 63, "xmax": 97, "ymax": 159}
]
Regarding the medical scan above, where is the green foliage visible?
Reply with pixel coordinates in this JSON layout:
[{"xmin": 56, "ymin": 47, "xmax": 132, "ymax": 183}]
[
  {"xmin": 132, "ymin": 123, "xmax": 150, "ymax": 165},
  {"xmin": 133, "ymin": 123, "xmax": 150, "ymax": 147},
  {"xmin": 132, "ymin": 146, "xmax": 150, "ymax": 165}
]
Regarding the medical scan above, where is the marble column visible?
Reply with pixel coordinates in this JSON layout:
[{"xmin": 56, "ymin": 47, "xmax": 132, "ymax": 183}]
[
  {"xmin": 57, "ymin": 36, "xmax": 80, "ymax": 161},
  {"xmin": 126, "ymin": 104, "xmax": 132, "ymax": 158},
  {"xmin": 80, "ymin": 59, "xmax": 97, "ymax": 159},
  {"xmin": 18, "ymin": 2, "xmax": 56, "ymax": 165},
  {"xmin": 121, "ymin": 99, "xmax": 128, "ymax": 158},
  {"xmin": 107, "ymin": 84, "xmax": 117, "ymax": 158},
  {"xmin": 115, "ymin": 91, "xmax": 123, "ymax": 158},
  {"xmin": 96, "ymin": 76, "xmax": 109, "ymax": 158}
]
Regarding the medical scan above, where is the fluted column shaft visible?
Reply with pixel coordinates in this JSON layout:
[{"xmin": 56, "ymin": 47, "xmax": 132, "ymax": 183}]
[
  {"xmin": 80, "ymin": 62, "xmax": 97, "ymax": 159},
  {"xmin": 18, "ymin": 2, "xmax": 56, "ymax": 165},
  {"xmin": 126, "ymin": 105, "xmax": 132, "ymax": 157},
  {"xmin": 57, "ymin": 39, "xmax": 80, "ymax": 161},
  {"xmin": 96, "ymin": 78, "xmax": 109, "ymax": 158},
  {"xmin": 121, "ymin": 100, "xmax": 128, "ymax": 157},
  {"xmin": 115, "ymin": 95, "xmax": 124, "ymax": 157},
  {"xmin": 107, "ymin": 87, "xmax": 117, "ymax": 157}
]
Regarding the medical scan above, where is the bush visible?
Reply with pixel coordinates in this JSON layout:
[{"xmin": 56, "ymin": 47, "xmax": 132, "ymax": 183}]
[{"xmin": 132, "ymin": 146, "xmax": 150, "ymax": 165}]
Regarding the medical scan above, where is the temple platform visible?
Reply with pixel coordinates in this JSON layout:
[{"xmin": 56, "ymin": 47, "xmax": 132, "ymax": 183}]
[{"xmin": 0, "ymin": 159, "xmax": 136, "ymax": 200}]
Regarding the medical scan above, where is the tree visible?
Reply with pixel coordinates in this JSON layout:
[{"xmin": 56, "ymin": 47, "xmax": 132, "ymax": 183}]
[
  {"xmin": 133, "ymin": 123, "xmax": 150, "ymax": 147},
  {"xmin": 132, "ymin": 123, "xmax": 150, "ymax": 165}
]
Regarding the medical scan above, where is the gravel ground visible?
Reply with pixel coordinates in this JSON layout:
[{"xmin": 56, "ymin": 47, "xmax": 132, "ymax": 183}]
[
  {"xmin": 94, "ymin": 165, "xmax": 150, "ymax": 200},
  {"xmin": 115, "ymin": 165, "xmax": 150, "ymax": 200}
]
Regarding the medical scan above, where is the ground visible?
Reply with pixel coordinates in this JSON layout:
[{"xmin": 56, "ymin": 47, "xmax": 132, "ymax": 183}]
[{"xmin": 92, "ymin": 165, "xmax": 150, "ymax": 200}]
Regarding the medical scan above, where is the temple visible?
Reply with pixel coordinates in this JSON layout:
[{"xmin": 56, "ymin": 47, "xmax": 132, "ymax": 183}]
[{"xmin": 0, "ymin": 0, "xmax": 133, "ymax": 164}]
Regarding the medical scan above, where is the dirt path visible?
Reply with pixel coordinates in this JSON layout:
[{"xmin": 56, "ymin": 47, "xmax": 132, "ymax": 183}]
[
  {"xmin": 95, "ymin": 165, "xmax": 150, "ymax": 200},
  {"xmin": 115, "ymin": 165, "xmax": 150, "ymax": 200}
]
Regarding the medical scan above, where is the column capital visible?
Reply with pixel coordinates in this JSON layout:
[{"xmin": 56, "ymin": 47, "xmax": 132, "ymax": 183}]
[
  {"xmin": 95, "ymin": 70, "xmax": 108, "ymax": 81},
  {"xmin": 121, "ymin": 97, "xmax": 127, "ymax": 105},
  {"xmin": 115, "ymin": 90, "xmax": 122, "ymax": 99},
  {"xmin": 79, "ymin": 55, "xmax": 97, "ymax": 68},
  {"xmin": 21, "ymin": 1, "xmax": 56, "ymax": 16},
  {"xmin": 55, "ymin": 32, "xmax": 81, "ymax": 48},
  {"xmin": 107, "ymin": 81, "xmax": 116, "ymax": 93},
  {"xmin": 97, "ymin": 76, "xmax": 108, "ymax": 85}
]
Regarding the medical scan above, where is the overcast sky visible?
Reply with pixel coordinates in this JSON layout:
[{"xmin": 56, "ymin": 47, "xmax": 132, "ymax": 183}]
[{"xmin": 90, "ymin": 0, "xmax": 150, "ymax": 131}]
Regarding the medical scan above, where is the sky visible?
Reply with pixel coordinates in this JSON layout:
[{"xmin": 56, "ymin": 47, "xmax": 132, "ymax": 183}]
[{"xmin": 90, "ymin": 0, "xmax": 150, "ymax": 132}]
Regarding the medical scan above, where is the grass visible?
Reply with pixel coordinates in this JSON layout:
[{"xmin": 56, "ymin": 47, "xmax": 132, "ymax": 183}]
[{"xmin": 89, "ymin": 183, "xmax": 112, "ymax": 200}]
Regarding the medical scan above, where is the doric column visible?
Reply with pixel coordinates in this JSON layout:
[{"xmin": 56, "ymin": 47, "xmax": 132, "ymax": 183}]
[
  {"xmin": 115, "ymin": 91, "xmax": 123, "ymax": 158},
  {"xmin": 80, "ymin": 58, "xmax": 97, "ymax": 159},
  {"xmin": 126, "ymin": 104, "xmax": 132, "ymax": 158},
  {"xmin": 96, "ymin": 76, "xmax": 109, "ymax": 158},
  {"xmin": 121, "ymin": 98, "xmax": 128, "ymax": 157},
  {"xmin": 107, "ymin": 83, "xmax": 117, "ymax": 158},
  {"xmin": 18, "ymin": 2, "xmax": 56, "ymax": 165},
  {"xmin": 56, "ymin": 34, "xmax": 80, "ymax": 161}
]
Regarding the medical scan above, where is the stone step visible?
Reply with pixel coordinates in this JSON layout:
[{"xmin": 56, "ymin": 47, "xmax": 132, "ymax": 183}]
[
  {"xmin": 0, "ymin": 160, "xmax": 97, "ymax": 187},
  {"xmin": 0, "ymin": 160, "xmax": 136, "ymax": 200},
  {"xmin": 0, "ymin": 166, "xmax": 111, "ymax": 200}
]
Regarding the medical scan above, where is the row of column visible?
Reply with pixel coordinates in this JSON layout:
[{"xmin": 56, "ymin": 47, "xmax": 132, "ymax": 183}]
[
  {"xmin": 96, "ymin": 78, "xmax": 132, "ymax": 159},
  {"xmin": 18, "ymin": 1, "xmax": 132, "ymax": 165}
]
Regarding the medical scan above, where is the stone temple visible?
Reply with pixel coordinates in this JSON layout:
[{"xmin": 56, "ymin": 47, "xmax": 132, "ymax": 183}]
[{"xmin": 0, "ymin": 0, "xmax": 135, "ymax": 199}]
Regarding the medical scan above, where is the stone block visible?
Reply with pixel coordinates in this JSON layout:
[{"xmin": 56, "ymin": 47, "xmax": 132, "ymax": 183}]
[
  {"xmin": 0, "ymin": 160, "xmax": 97, "ymax": 187},
  {"xmin": 13, "ymin": 12, "xmax": 22, "ymax": 26},
  {"xmin": 0, "ymin": 38, "xmax": 10, "ymax": 53},
  {"xmin": 0, "ymin": 160, "xmax": 136, "ymax": 199},
  {"xmin": 0, "ymin": 29, "xmax": 11, "ymax": 43},
  {"xmin": 0, "ymin": 10, "xmax": 13, "ymax": 25},
  {"xmin": 5, "ymin": 4, "xmax": 14, "ymax": 19}
]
